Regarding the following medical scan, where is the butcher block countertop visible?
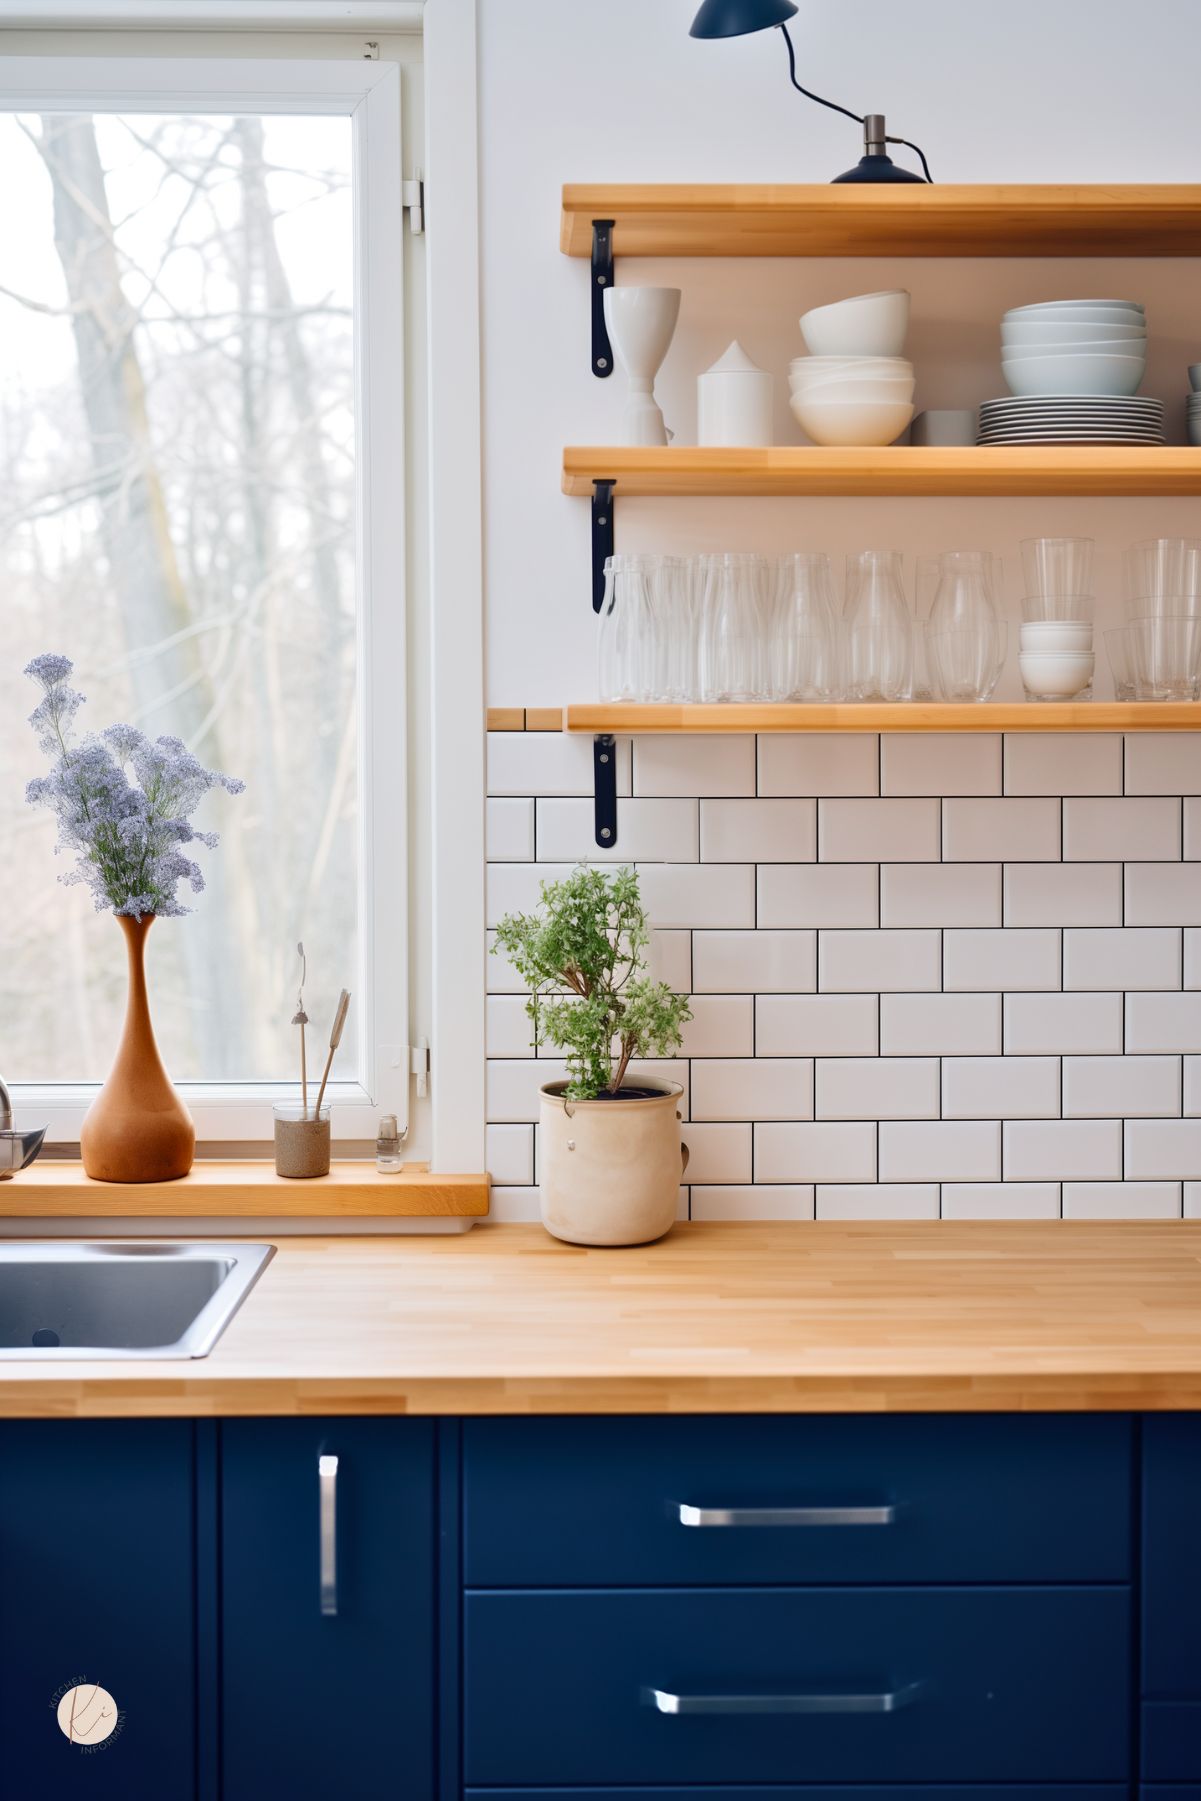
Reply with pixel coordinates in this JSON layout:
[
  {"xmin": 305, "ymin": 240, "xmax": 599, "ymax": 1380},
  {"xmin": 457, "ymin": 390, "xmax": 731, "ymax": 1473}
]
[{"xmin": 4, "ymin": 1221, "xmax": 1201, "ymax": 1418}]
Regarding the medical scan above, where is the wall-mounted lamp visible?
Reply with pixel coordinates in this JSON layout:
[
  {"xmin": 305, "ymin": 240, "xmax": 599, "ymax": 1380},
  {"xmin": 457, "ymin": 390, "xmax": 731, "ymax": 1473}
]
[{"xmin": 689, "ymin": 0, "xmax": 933, "ymax": 185}]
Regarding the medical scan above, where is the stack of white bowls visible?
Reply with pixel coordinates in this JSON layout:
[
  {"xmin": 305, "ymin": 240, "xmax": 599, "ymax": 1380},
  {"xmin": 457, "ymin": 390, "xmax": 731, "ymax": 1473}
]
[
  {"xmin": 790, "ymin": 289, "xmax": 914, "ymax": 446},
  {"xmin": 1017, "ymin": 537, "xmax": 1095, "ymax": 701},
  {"xmin": 1001, "ymin": 299, "xmax": 1147, "ymax": 398}
]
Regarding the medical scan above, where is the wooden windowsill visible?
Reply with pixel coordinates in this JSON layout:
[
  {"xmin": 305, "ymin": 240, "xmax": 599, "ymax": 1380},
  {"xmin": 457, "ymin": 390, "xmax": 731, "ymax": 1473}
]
[{"xmin": 0, "ymin": 1161, "xmax": 490, "ymax": 1219}]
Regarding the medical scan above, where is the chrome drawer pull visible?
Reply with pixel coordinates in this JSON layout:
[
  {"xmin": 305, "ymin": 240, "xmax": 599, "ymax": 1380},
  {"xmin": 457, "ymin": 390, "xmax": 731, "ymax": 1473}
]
[
  {"xmin": 676, "ymin": 1502, "xmax": 896, "ymax": 1527},
  {"xmin": 646, "ymin": 1681, "xmax": 923, "ymax": 1716},
  {"xmin": 319, "ymin": 1453, "xmax": 339, "ymax": 1617}
]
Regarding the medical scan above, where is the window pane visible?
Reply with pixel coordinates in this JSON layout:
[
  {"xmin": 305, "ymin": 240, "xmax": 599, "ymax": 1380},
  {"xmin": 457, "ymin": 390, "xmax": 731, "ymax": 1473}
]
[{"xmin": 0, "ymin": 111, "xmax": 358, "ymax": 1084}]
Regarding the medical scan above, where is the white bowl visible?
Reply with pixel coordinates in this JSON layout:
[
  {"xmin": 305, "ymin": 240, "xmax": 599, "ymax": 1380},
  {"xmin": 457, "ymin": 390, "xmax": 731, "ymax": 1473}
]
[
  {"xmin": 1019, "ymin": 651, "xmax": 1096, "ymax": 697},
  {"xmin": 791, "ymin": 393, "xmax": 914, "ymax": 446},
  {"xmin": 799, "ymin": 290, "xmax": 910, "ymax": 358},
  {"xmin": 1002, "ymin": 320, "xmax": 1146, "ymax": 346},
  {"xmin": 1006, "ymin": 299, "xmax": 1144, "ymax": 317},
  {"xmin": 1001, "ymin": 337, "xmax": 1148, "ymax": 359},
  {"xmin": 1002, "ymin": 353, "xmax": 1146, "ymax": 397},
  {"xmin": 1019, "ymin": 622, "xmax": 1095, "ymax": 653},
  {"xmin": 789, "ymin": 368, "xmax": 914, "ymax": 391},
  {"xmin": 789, "ymin": 356, "xmax": 912, "ymax": 378},
  {"xmin": 789, "ymin": 378, "xmax": 916, "ymax": 407}
]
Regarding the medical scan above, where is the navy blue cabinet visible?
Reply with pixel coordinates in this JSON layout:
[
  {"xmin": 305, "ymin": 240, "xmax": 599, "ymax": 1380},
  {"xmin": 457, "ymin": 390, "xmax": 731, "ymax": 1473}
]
[{"xmin": 1142, "ymin": 1415, "xmax": 1201, "ymax": 1784}]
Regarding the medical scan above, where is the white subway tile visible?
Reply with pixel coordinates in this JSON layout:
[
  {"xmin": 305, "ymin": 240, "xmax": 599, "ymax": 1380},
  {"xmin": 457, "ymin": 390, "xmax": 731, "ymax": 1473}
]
[
  {"xmin": 1185, "ymin": 797, "xmax": 1201, "ymax": 859},
  {"xmin": 757, "ymin": 865, "xmax": 878, "ymax": 929},
  {"xmin": 1126, "ymin": 991, "xmax": 1201, "ymax": 1053},
  {"xmin": 486, "ymin": 995, "xmax": 535, "ymax": 1058},
  {"xmin": 1186, "ymin": 1057, "xmax": 1201, "ymax": 1115},
  {"xmin": 1186, "ymin": 929, "xmax": 1201, "ymax": 988},
  {"xmin": 487, "ymin": 731, "xmax": 630, "ymax": 797},
  {"xmin": 1004, "ymin": 733, "xmax": 1122, "ymax": 796},
  {"xmin": 1063, "ymin": 1182, "xmax": 1182, "ymax": 1219},
  {"xmin": 879, "ymin": 1121, "xmax": 1001, "ymax": 1182},
  {"xmin": 942, "ymin": 798, "xmax": 1060, "ymax": 862},
  {"xmin": 1003, "ymin": 1119, "xmax": 1122, "ymax": 1181},
  {"xmin": 1064, "ymin": 928, "xmax": 1181, "ymax": 991},
  {"xmin": 754, "ymin": 1121, "xmax": 876, "ymax": 1183},
  {"xmin": 486, "ymin": 1124, "xmax": 534, "ymax": 1186},
  {"xmin": 818, "ymin": 798, "xmax": 939, "ymax": 863},
  {"xmin": 942, "ymin": 1183, "xmax": 1060, "ymax": 1220},
  {"xmin": 487, "ymin": 1185, "xmax": 543, "ymax": 1222},
  {"xmin": 691, "ymin": 1184, "xmax": 814, "ymax": 1221},
  {"xmin": 756, "ymin": 993, "xmax": 878, "ymax": 1057},
  {"xmin": 1005, "ymin": 991, "xmax": 1123, "ymax": 1054},
  {"xmin": 944, "ymin": 928, "xmax": 1060, "ymax": 992},
  {"xmin": 815, "ymin": 1057, "xmax": 939, "ymax": 1120},
  {"xmin": 1003, "ymin": 863, "xmax": 1122, "ymax": 928},
  {"xmin": 649, "ymin": 930, "xmax": 692, "ymax": 994},
  {"xmin": 1064, "ymin": 1055, "xmax": 1181, "ymax": 1118},
  {"xmin": 1125, "ymin": 863, "xmax": 1201, "ymax": 926},
  {"xmin": 881, "ymin": 863, "xmax": 1000, "ymax": 928},
  {"xmin": 486, "ymin": 797, "xmax": 535, "ymax": 861},
  {"xmin": 635, "ymin": 863, "xmax": 756, "ymax": 929},
  {"xmin": 942, "ymin": 1056, "xmax": 1060, "ymax": 1119},
  {"xmin": 759, "ymin": 733, "xmax": 878, "ymax": 797},
  {"xmin": 634, "ymin": 734, "xmax": 754, "ymax": 797},
  {"xmin": 1186, "ymin": 1182, "xmax": 1201, "ymax": 1217},
  {"xmin": 1125, "ymin": 733, "xmax": 1201, "ymax": 795},
  {"xmin": 701, "ymin": 799, "xmax": 815, "ymax": 863},
  {"xmin": 486, "ymin": 862, "xmax": 575, "ymax": 927},
  {"xmin": 1124, "ymin": 1118, "xmax": 1201, "ymax": 1179},
  {"xmin": 818, "ymin": 930, "xmax": 941, "ymax": 993},
  {"xmin": 881, "ymin": 733, "xmax": 1000, "ymax": 797},
  {"xmin": 1063, "ymin": 796, "xmax": 1180, "ymax": 862},
  {"xmin": 880, "ymin": 993, "xmax": 1001, "ymax": 1056},
  {"xmin": 816, "ymin": 1184, "xmax": 940, "ymax": 1220},
  {"xmin": 486, "ymin": 1058, "xmax": 567, "ymax": 1123},
  {"xmin": 486, "ymin": 930, "xmax": 529, "ymax": 994},
  {"xmin": 691, "ymin": 1058, "xmax": 813, "ymax": 1122},
  {"xmin": 536, "ymin": 797, "xmax": 697, "ymax": 863},
  {"xmin": 681, "ymin": 1121, "xmax": 753, "ymax": 1183},
  {"xmin": 693, "ymin": 929, "xmax": 815, "ymax": 993},
  {"xmin": 679, "ymin": 996, "xmax": 754, "ymax": 1058}
]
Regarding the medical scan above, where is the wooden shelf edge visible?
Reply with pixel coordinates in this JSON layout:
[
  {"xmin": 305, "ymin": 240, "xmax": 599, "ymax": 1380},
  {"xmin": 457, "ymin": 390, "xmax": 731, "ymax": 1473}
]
[
  {"xmin": 564, "ymin": 703, "xmax": 1201, "ymax": 735},
  {"xmin": 3, "ymin": 1161, "xmax": 491, "ymax": 1219}
]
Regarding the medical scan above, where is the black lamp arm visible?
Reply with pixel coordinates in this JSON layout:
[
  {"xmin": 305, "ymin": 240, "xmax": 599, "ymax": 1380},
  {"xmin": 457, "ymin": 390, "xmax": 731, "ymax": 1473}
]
[{"xmin": 779, "ymin": 20, "xmax": 933, "ymax": 182}]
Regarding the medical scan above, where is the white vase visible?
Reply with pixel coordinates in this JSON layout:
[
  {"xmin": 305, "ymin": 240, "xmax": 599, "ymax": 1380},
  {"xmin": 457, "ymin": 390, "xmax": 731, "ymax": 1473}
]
[
  {"xmin": 603, "ymin": 286, "xmax": 681, "ymax": 447},
  {"xmin": 698, "ymin": 339, "xmax": 774, "ymax": 445},
  {"xmin": 538, "ymin": 1078, "xmax": 688, "ymax": 1246}
]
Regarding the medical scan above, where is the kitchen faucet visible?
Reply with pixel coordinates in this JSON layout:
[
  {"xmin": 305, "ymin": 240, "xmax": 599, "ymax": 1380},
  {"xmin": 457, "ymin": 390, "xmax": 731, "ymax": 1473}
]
[{"xmin": 0, "ymin": 1072, "xmax": 48, "ymax": 1178}]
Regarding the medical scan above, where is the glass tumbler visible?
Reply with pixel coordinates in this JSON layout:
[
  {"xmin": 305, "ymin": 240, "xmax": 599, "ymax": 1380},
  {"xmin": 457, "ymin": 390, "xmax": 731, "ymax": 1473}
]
[
  {"xmin": 1124, "ymin": 538, "xmax": 1201, "ymax": 605},
  {"xmin": 700, "ymin": 552, "xmax": 769, "ymax": 702},
  {"xmin": 1126, "ymin": 616, "xmax": 1201, "ymax": 701},
  {"xmin": 844, "ymin": 549, "xmax": 912, "ymax": 702},
  {"xmin": 773, "ymin": 552, "xmax": 841, "ymax": 701},
  {"xmin": 1103, "ymin": 626, "xmax": 1136, "ymax": 700},
  {"xmin": 1021, "ymin": 536, "xmax": 1094, "ymax": 599},
  {"xmin": 926, "ymin": 621, "xmax": 1007, "ymax": 702},
  {"xmin": 596, "ymin": 554, "xmax": 655, "ymax": 701}
]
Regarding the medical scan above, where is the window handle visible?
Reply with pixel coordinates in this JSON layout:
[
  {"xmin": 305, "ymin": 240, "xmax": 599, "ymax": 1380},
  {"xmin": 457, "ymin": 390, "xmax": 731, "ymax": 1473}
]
[
  {"xmin": 319, "ymin": 1453, "xmax": 339, "ymax": 1616},
  {"xmin": 676, "ymin": 1501, "xmax": 896, "ymax": 1527},
  {"xmin": 646, "ymin": 1681, "xmax": 923, "ymax": 1716}
]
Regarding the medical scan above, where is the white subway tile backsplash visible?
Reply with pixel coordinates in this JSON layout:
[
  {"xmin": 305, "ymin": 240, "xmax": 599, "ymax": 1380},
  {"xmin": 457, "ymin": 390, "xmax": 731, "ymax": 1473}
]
[
  {"xmin": 486, "ymin": 930, "xmax": 529, "ymax": 993},
  {"xmin": 1185, "ymin": 797, "xmax": 1201, "ymax": 859},
  {"xmin": 942, "ymin": 1183, "xmax": 1061, "ymax": 1220},
  {"xmin": 1125, "ymin": 991, "xmax": 1201, "ymax": 1053},
  {"xmin": 635, "ymin": 862, "xmax": 756, "ymax": 929},
  {"xmin": 701, "ymin": 799, "xmax": 815, "ymax": 863},
  {"xmin": 759, "ymin": 733, "xmax": 878, "ymax": 797},
  {"xmin": 818, "ymin": 930, "xmax": 941, "ymax": 993},
  {"xmin": 942, "ymin": 1056, "xmax": 1060, "ymax": 1119},
  {"xmin": 942, "ymin": 798, "xmax": 1061, "ymax": 862},
  {"xmin": 1186, "ymin": 1057, "xmax": 1201, "ymax": 1116},
  {"xmin": 486, "ymin": 1124, "xmax": 534, "ymax": 1186},
  {"xmin": 1003, "ymin": 1120, "xmax": 1122, "ymax": 1181},
  {"xmin": 692, "ymin": 1185, "xmax": 814, "ymax": 1221},
  {"xmin": 649, "ymin": 931, "xmax": 693, "ymax": 994},
  {"xmin": 1063, "ymin": 1055, "xmax": 1181, "ymax": 1118},
  {"xmin": 487, "ymin": 731, "xmax": 631, "ymax": 797},
  {"xmin": 879, "ymin": 1121, "xmax": 1000, "ymax": 1182},
  {"xmin": 1187, "ymin": 1183, "xmax": 1201, "ymax": 1217},
  {"xmin": 818, "ymin": 798, "xmax": 939, "ymax": 863},
  {"xmin": 680, "ymin": 1122, "xmax": 753, "ymax": 1183},
  {"xmin": 880, "ymin": 993, "xmax": 1001, "ymax": 1056},
  {"xmin": 486, "ymin": 995, "xmax": 535, "ymax": 1059},
  {"xmin": 487, "ymin": 1185, "xmax": 543, "ymax": 1222},
  {"xmin": 691, "ymin": 1059, "xmax": 813, "ymax": 1122},
  {"xmin": 1003, "ymin": 863, "xmax": 1122, "ymax": 928},
  {"xmin": 755, "ymin": 1121, "xmax": 876, "ymax": 1183},
  {"xmin": 1062, "ymin": 1182, "xmax": 1182, "ymax": 1219},
  {"xmin": 679, "ymin": 996, "xmax": 754, "ymax": 1058},
  {"xmin": 1063, "ymin": 797, "xmax": 1180, "ymax": 862},
  {"xmin": 486, "ymin": 797, "xmax": 535, "ymax": 861},
  {"xmin": 1186, "ymin": 929, "xmax": 1201, "ymax": 988},
  {"xmin": 537, "ymin": 797, "xmax": 698, "ymax": 863},
  {"xmin": 815, "ymin": 1057, "xmax": 939, "ymax": 1121},
  {"xmin": 486, "ymin": 1058, "xmax": 567, "ymax": 1124},
  {"xmin": 635, "ymin": 735, "xmax": 754, "ymax": 797},
  {"xmin": 1004, "ymin": 733, "xmax": 1122, "ymax": 797},
  {"xmin": 756, "ymin": 993, "xmax": 878, "ymax": 1057},
  {"xmin": 881, "ymin": 863, "xmax": 1000, "ymax": 928},
  {"xmin": 757, "ymin": 864, "xmax": 878, "ymax": 929},
  {"xmin": 1125, "ymin": 733, "xmax": 1201, "ymax": 795},
  {"xmin": 816, "ymin": 1184, "xmax": 940, "ymax": 1220},
  {"xmin": 1064, "ymin": 927, "xmax": 1181, "ymax": 991},
  {"xmin": 1004, "ymin": 991, "xmax": 1123, "ymax": 1055},
  {"xmin": 693, "ymin": 930, "xmax": 815, "ymax": 993},
  {"xmin": 486, "ymin": 862, "xmax": 575, "ymax": 927},
  {"xmin": 881, "ymin": 734, "xmax": 1000, "ymax": 797},
  {"xmin": 944, "ymin": 928, "xmax": 1060, "ymax": 992},
  {"xmin": 1124, "ymin": 1118, "xmax": 1201, "ymax": 1179},
  {"xmin": 1125, "ymin": 863, "xmax": 1201, "ymax": 926}
]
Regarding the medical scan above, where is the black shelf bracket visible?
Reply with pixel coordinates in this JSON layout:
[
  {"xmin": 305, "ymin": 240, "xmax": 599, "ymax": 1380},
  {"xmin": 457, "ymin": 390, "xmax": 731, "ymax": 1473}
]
[
  {"xmin": 591, "ymin": 219, "xmax": 615, "ymax": 377},
  {"xmin": 593, "ymin": 733, "xmax": 618, "ymax": 848},
  {"xmin": 591, "ymin": 478, "xmax": 615, "ymax": 613}
]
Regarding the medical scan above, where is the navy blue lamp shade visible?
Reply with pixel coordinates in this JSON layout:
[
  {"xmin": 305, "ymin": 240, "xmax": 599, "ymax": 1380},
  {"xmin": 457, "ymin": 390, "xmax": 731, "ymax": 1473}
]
[{"xmin": 689, "ymin": 0, "xmax": 798, "ymax": 37}]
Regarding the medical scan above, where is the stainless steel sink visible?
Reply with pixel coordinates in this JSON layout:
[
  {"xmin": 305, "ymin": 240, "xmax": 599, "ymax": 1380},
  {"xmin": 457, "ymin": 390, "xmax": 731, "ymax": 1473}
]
[{"xmin": 0, "ymin": 1241, "xmax": 274, "ymax": 1359}]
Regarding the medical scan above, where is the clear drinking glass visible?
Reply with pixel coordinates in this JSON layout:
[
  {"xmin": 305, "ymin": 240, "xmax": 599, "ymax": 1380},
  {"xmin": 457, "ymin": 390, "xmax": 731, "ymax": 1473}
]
[
  {"xmin": 1103, "ymin": 626, "xmax": 1137, "ymax": 700},
  {"xmin": 596, "ymin": 554, "xmax": 656, "ymax": 701},
  {"xmin": 844, "ymin": 549, "xmax": 912, "ymax": 702},
  {"xmin": 1020, "ymin": 592, "xmax": 1095, "ymax": 623},
  {"xmin": 1124, "ymin": 591, "xmax": 1201, "ymax": 621},
  {"xmin": 926, "ymin": 621, "xmax": 1007, "ymax": 702},
  {"xmin": 1021, "ymin": 536, "xmax": 1094, "ymax": 598},
  {"xmin": 1124, "ymin": 538, "xmax": 1201, "ymax": 604},
  {"xmin": 1126, "ymin": 616, "xmax": 1201, "ymax": 700},
  {"xmin": 922, "ymin": 550, "xmax": 1002, "ymax": 633},
  {"xmin": 773, "ymin": 552, "xmax": 841, "ymax": 700},
  {"xmin": 700, "ymin": 553, "xmax": 769, "ymax": 702}
]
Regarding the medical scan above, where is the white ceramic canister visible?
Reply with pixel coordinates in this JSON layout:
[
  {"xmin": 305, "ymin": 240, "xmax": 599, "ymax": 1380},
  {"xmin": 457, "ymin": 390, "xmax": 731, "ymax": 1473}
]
[{"xmin": 698, "ymin": 340, "xmax": 774, "ymax": 446}]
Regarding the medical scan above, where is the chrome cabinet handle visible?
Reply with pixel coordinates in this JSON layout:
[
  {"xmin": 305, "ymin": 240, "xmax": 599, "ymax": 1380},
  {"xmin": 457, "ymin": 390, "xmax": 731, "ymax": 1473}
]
[
  {"xmin": 676, "ymin": 1502, "xmax": 896, "ymax": 1527},
  {"xmin": 318, "ymin": 1453, "xmax": 339, "ymax": 1617},
  {"xmin": 646, "ymin": 1681, "xmax": 923, "ymax": 1716}
]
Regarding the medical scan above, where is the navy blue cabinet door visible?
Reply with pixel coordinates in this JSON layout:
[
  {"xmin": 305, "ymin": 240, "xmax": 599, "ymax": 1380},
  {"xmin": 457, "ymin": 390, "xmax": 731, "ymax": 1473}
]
[
  {"xmin": 220, "ymin": 1417, "xmax": 434, "ymax": 1801},
  {"xmin": 1142, "ymin": 1415, "xmax": 1201, "ymax": 1782},
  {"xmin": 0, "ymin": 1419, "xmax": 196, "ymax": 1801}
]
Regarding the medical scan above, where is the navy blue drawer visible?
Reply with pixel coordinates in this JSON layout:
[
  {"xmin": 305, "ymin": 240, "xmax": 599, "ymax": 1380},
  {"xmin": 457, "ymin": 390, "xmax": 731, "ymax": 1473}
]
[
  {"xmin": 467, "ymin": 1791, "xmax": 1125, "ymax": 1801},
  {"xmin": 464, "ymin": 1414, "xmax": 1132, "ymax": 1585},
  {"xmin": 463, "ymin": 1587, "xmax": 1130, "ymax": 1785},
  {"xmin": 1143, "ymin": 1416, "xmax": 1201, "ymax": 1697},
  {"xmin": 1144, "ymin": 1702, "xmax": 1201, "ymax": 1782},
  {"xmin": 1143, "ymin": 1791, "xmax": 1201, "ymax": 1801}
]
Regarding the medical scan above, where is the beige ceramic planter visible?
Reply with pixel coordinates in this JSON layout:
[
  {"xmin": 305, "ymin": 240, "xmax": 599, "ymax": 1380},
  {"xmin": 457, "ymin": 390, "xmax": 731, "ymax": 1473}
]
[{"xmin": 538, "ymin": 1078, "xmax": 689, "ymax": 1247}]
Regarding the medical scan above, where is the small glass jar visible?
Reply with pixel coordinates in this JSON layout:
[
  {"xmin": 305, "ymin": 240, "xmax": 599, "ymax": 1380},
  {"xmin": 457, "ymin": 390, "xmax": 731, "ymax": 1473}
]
[
  {"xmin": 273, "ymin": 1102, "xmax": 331, "ymax": 1179},
  {"xmin": 376, "ymin": 1113, "xmax": 405, "ymax": 1173}
]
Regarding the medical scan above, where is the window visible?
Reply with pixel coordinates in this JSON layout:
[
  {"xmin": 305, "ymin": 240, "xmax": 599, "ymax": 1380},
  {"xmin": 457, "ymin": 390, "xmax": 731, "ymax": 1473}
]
[{"xmin": 0, "ymin": 57, "xmax": 407, "ymax": 1140}]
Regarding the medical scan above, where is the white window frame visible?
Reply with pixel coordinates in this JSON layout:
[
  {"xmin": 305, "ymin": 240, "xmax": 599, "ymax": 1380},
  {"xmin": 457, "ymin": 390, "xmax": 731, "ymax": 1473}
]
[{"xmin": 0, "ymin": 52, "xmax": 409, "ymax": 1144}]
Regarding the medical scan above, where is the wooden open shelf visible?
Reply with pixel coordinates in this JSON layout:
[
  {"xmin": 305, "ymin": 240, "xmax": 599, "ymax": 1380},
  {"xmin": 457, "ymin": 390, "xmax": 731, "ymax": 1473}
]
[
  {"xmin": 4, "ymin": 1161, "xmax": 491, "ymax": 1219},
  {"xmin": 563, "ymin": 446, "xmax": 1201, "ymax": 500},
  {"xmin": 561, "ymin": 184, "xmax": 1201, "ymax": 259},
  {"xmin": 565, "ymin": 703, "xmax": 1201, "ymax": 735}
]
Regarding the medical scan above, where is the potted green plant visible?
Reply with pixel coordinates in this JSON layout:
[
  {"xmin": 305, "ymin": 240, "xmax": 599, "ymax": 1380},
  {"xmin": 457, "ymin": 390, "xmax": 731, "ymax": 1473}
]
[{"xmin": 493, "ymin": 865, "xmax": 692, "ymax": 1246}]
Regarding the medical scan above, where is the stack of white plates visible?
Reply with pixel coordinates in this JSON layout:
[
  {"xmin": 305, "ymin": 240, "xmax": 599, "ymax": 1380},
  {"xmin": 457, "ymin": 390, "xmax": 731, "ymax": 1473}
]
[
  {"xmin": 1001, "ymin": 299, "xmax": 1147, "ymax": 398},
  {"xmin": 978, "ymin": 395, "xmax": 1165, "ymax": 446}
]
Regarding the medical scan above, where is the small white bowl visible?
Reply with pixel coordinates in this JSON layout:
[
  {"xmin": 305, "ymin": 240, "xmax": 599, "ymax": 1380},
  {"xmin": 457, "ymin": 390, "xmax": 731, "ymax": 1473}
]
[
  {"xmin": 1001, "ymin": 337, "xmax": 1149, "ymax": 359},
  {"xmin": 791, "ymin": 393, "xmax": 914, "ymax": 447},
  {"xmin": 788, "ymin": 379, "xmax": 916, "ymax": 406},
  {"xmin": 789, "ymin": 356, "xmax": 912, "ymax": 379},
  {"xmin": 1002, "ymin": 321, "xmax": 1146, "ymax": 347},
  {"xmin": 1019, "ymin": 622, "xmax": 1094, "ymax": 654},
  {"xmin": 1002, "ymin": 352, "xmax": 1146, "ymax": 397},
  {"xmin": 1019, "ymin": 651, "xmax": 1096, "ymax": 698},
  {"xmin": 799, "ymin": 290, "xmax": 910, "ymax": 358}
]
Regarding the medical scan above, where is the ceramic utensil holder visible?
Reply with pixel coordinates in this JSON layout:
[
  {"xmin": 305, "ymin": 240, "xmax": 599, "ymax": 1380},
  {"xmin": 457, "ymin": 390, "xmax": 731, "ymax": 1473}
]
[{"xmin": 273, "ymin": 1103, "xmax": 331, "ymax": 1178}]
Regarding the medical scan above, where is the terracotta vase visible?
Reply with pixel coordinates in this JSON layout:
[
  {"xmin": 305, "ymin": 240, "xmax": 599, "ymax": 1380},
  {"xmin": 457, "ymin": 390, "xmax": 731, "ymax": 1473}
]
[{"xmin": 80, "ymin": 914, "xmax": 195, "ymax": 1183}]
